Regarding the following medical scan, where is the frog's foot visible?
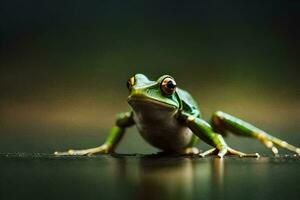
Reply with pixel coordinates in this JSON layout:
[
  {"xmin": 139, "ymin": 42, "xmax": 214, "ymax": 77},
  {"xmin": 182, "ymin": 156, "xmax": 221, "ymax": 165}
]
[
  {"xmin": 54, "ymin": 145, "xmax": 112, "ymax": 156},
  {"xmin": 260, "ymin": 139, "xmax": 279, "ymax": 156},
  {"xmin": 258, "ymin": 137, "xmax": 300, "ymax": 156},
  {"xmin": 177, "ymin": 147, "xmax": 200, "ymax": 155},
  {"xmin": 199, "ymin": 147, "xmax": 260, "ymax": 158}
]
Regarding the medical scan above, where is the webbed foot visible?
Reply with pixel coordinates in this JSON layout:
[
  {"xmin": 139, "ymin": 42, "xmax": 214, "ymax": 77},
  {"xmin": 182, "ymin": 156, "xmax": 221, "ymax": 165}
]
[
  {"xmin": 258, "ymin": 136, "xmax": 300, "ymax": 156},
  {"xmin": 199, "ymin": 147, "xmax": 260, "ymax": 158},
  {"xmin": 54, "ymin": 144, "xmax": 112, "ymax": 156}
]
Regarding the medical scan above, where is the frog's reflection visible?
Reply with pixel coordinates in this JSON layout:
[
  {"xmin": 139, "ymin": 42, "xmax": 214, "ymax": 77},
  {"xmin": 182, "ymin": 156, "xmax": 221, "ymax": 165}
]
[
  {"xmin": 111, "ymin": 156, "xmax": 224, "ymax": 200},
  {"xmin": 136, "ymin": 157, "xmax": 194, "ymax": 200}
]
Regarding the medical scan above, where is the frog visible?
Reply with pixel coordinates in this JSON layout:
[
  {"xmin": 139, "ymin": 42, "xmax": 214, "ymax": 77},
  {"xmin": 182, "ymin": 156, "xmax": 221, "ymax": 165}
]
[{"xmin": 55, "ymin": 74, "xmax": 300, "ymax": 158}]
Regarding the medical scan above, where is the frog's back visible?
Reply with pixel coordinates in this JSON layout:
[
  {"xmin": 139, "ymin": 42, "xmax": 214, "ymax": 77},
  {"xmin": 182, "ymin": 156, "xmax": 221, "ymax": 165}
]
[{"xmin": 176, "ymin": 88, "xmax": 201, "ymax": 118}]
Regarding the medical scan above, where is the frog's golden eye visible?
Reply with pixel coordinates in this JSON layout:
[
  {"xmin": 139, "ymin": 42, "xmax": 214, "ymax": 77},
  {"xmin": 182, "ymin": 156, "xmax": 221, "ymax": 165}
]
[
  {"xmin": 127, "ymin": 76, "xmax": 135, "ymax": 91},
  {"xmin": 160, "ymin": 77, "xmax": 177, "ymax": 96}
]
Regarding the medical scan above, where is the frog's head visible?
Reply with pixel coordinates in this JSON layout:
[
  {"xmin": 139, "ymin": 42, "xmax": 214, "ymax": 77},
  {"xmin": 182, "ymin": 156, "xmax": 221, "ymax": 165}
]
[{"xmin": 127, "ymin": 74, "xmax": 181, "ymax": 110}]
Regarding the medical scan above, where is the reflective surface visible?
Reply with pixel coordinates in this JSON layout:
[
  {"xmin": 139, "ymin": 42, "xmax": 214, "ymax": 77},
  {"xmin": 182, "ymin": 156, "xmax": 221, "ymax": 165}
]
[{"xmin": 0, "ymin": 154, "xmax": 299, "ymax": 200}]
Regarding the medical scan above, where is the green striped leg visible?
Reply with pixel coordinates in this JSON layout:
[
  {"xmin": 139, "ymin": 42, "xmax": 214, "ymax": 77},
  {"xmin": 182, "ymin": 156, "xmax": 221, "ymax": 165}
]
[
  {"xmin": 211, "ymin": 111, "xmax": 300, "ymax": 155},
  {"xmin": 179, "ymin": 112, "xmax": 259, "ymax": 158},
  {"xmin": 54, "ymin": 111, "xmax": 135, "ymax": 156}
]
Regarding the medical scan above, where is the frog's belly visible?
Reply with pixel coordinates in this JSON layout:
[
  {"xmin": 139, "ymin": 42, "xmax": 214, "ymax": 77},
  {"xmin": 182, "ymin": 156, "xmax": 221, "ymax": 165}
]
[{"xmin": 131, "ymin": 101, "xmax": 193, "ymax": 151}]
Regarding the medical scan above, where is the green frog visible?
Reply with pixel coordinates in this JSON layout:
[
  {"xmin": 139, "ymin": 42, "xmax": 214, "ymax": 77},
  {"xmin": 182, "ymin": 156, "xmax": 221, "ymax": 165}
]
[{"xmin": 55, "ymin": 74, "xmax": 300, "ymax": 158}]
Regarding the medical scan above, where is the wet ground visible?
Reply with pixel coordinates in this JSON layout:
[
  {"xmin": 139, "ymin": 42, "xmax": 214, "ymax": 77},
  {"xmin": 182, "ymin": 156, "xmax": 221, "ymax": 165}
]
[{"xmin": 0, "ymin": 153, "xmax": 299, "ymax": 200}]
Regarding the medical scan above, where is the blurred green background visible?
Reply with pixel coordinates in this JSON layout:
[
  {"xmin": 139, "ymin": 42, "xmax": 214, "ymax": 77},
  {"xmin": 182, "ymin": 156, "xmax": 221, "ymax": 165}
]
[{"xmin": 1, "ymin": 0, "xmax": 299, "ymax": 154}]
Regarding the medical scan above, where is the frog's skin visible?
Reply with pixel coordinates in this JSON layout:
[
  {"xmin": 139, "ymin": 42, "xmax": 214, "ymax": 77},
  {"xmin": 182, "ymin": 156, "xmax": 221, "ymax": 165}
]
[{"xmin": 55, "ymin": 74, "xmax": 300, "ymax": 158}]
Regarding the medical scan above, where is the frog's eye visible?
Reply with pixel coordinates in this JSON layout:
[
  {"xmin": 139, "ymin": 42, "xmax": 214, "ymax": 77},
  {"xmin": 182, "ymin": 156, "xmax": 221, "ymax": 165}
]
[
  {"xmin": 160, "ymin": 77, "xmax": 177, "ymax": 96},
  {"xmin": 127, "ymin": 76, "xmax": 135, "ymax": 91}
]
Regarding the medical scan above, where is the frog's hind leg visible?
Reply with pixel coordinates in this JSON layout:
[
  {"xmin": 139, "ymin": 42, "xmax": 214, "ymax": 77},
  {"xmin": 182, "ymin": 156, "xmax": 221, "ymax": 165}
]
[
  {"xmin": 211, "ymin": 111, "xmax": 300, "ymax": 155},
  {"xmin": 177, "ymin": 134, "xmax": 200, "ymax": 155},
  {"xmin": 157, "ymin": 147, "xmax": 199, "ymax": 156},
  {"xmin": 177, "ymin": 147, "xmax": 200, "ymax": 155}
]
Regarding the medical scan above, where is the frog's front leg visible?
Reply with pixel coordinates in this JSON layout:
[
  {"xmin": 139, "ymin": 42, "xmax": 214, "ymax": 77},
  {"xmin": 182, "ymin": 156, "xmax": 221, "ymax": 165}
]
[
  {"xmin": 178, "ymin": 112, "xmax": 259, "ymax": 158},
  {"xmin": 54, "ymin": 111, "xmax": 135, "ymax": 156}
]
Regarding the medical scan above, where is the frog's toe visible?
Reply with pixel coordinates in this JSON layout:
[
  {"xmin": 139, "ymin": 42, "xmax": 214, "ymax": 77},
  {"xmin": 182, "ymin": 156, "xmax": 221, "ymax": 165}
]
[
  {"xmin": 68, "ymin": 149, "xmax": 83, "ymax": 155},
  {"xmin": 227, "ymin": 147, "xmax": 260, "ymax": 158},
  {"xmin": 69, "ymin": 149, "xmax": 97, "ymax": 156},
  {"xmin": 54, "ymin": 149, "xmax": 89, "ymax": 156},
  {"xmin": 54, "ymin": 151, "xmax": 73, "ymax": 156},
  {"xmin": 199, "ymin": 148, "xmax": 217, "ymax": 157},
  {"xmin": 260, "ymin": 139, "xmax": 279, "ymax": 156},
  {"xmin": 54, "ymin": 151, "xmax": 63, "ymax": 155},
  {"xmin": 217, "ymin": 148, "xmax": 228, "ymax": 158},
  {"xmin": 271, "ymin": 147, "xmax": 279, "ymax": 155},
  {"xmin": 54, "ymin": 145, "xmax": 112, "ymax": 156}
]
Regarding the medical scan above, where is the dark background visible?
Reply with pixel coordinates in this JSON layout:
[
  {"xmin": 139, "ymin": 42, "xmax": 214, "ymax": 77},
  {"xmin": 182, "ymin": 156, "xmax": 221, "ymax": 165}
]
[{"xmin": 1, "ymin": 0, "xmax": 300, "ymax": 154}]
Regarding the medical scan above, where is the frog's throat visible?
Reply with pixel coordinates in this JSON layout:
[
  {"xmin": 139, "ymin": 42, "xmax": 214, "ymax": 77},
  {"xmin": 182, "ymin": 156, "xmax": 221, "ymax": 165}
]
[{"xmin": 127, "ymin": 95, "xmax": 177, "ymax": 109}]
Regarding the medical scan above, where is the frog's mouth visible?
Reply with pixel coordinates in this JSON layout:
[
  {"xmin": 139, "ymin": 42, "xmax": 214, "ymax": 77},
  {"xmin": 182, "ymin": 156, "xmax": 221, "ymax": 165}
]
[{"xmin": 127, "ymin": 95, "xmax": 177, "ymax": 110}]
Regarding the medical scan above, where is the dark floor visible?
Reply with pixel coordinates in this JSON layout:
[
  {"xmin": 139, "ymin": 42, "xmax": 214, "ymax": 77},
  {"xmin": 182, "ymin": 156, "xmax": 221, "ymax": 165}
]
[{"xmin": 0, "ymin": 153, "xmax": 299, "ymax": 200}]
